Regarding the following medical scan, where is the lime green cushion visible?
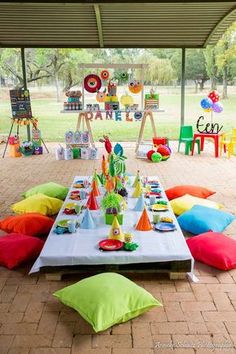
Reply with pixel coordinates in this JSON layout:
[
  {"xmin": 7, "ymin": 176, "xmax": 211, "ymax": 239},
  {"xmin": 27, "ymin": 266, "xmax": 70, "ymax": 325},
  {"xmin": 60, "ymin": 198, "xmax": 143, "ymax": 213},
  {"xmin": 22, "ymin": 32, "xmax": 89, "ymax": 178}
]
[
  {"xmin": 53, "ymin": 273, "xmax": 162, "ymax": 332},
  {"xmin": 12, "ymin": 193, "xmax": 63, "ymax": 216},
  {"xmin": 22, "ymin": 182, "xmax": 69, "ymax": 200}
]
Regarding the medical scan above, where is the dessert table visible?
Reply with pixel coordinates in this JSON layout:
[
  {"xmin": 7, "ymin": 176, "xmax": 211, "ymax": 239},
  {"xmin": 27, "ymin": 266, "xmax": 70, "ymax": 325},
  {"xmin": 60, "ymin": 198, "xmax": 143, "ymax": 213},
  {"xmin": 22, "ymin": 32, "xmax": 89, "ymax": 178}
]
[{"xmin": 30, "ymin": 176, "xmax": 194, "ymax": 280}]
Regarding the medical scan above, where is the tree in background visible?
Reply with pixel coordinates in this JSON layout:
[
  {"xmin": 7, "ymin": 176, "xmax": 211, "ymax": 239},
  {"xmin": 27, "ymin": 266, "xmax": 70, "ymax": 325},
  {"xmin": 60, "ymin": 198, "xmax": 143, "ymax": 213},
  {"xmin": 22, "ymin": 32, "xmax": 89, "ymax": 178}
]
[
  {"xmin": 185, "ymin": 49, "xmax": 209, "ymax": 92},
  {"xmin": 215, "ymin": 22, "xmax": 236, "ymax": 99},
  {"xmin": 204, "ymin": 46, "xmax": 218, "ymax": 90}
]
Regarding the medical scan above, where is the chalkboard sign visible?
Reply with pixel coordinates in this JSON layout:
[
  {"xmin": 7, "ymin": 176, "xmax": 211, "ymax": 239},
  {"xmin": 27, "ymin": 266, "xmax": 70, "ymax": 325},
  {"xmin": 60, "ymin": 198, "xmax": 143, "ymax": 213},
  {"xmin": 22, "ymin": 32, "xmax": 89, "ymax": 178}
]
[{"xmin": 10, "ymin": 89, "xmax": 32, "ymax": 119}]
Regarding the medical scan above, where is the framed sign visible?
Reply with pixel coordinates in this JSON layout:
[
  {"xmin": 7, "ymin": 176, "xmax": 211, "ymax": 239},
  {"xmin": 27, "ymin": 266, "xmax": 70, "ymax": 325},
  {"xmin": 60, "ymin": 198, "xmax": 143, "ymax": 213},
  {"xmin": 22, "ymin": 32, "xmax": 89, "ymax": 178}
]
[{"xmin": 10, "ymin": 89, "xmax": 32, "ymax": 119}]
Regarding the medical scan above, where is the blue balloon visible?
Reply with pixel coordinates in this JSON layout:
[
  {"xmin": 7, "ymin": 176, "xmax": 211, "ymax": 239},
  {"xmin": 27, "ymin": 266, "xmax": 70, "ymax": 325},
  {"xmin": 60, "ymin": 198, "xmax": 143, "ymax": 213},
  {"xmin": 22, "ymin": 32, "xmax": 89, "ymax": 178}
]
[{"xmin": 200, "ymin": 97, "xmax": 213, "ymax": 110}]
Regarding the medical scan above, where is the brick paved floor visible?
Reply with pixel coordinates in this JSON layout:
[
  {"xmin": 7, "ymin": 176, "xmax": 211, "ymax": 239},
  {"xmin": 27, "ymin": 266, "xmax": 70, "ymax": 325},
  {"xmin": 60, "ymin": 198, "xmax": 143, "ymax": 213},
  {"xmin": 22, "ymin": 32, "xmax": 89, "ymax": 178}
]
[{"xmin": 0, "ymin": 141, "xmax": 236, "ymax": 354}]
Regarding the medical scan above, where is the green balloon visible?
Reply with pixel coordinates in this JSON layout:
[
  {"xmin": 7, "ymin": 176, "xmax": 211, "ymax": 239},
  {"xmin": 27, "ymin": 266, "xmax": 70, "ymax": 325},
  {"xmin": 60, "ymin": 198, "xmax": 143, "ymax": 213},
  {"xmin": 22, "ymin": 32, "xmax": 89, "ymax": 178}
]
[{"xmin": 151, "ymin": 152, "xmax": 162, "ymax": 162}]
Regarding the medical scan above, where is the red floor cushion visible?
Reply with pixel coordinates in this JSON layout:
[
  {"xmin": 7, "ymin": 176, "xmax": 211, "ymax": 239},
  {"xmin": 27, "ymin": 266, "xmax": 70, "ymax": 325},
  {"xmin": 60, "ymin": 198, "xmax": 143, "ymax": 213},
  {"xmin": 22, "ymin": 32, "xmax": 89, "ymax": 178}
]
[
  {"xmin": 165, "ymin": 185, "xmax": 215, "ymax": 201},
  {"xmin": 0, "ymin": 213, "xmax": 54, "ymax": 237},
  {"xmin": 0, "ymin": 233, "xmax": 44, "ymax": 269},
  {"xmin": 186, "ymin": 232, "xmax": 236, "ymax": 270}
]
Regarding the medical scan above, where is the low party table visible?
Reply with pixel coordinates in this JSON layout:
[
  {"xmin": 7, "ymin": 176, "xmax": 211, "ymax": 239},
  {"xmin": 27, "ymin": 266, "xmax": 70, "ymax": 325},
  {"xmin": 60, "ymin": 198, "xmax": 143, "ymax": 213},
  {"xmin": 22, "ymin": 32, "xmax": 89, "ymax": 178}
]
[
  {"xmin": 192, "ymin": 132, "xmax": 223, "ymax": 158},
  {"xmin": 30, "ymin": 176, "xmax": 193, "ymax": 280}
]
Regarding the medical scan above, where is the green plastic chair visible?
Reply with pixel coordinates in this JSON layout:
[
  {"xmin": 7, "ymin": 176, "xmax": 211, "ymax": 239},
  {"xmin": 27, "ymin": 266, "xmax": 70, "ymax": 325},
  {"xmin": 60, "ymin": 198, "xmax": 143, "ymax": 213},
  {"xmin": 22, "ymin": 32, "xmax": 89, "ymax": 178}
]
[{"xmin": 178, "ymin": 125, "xmax": 200, "ymax": 155}]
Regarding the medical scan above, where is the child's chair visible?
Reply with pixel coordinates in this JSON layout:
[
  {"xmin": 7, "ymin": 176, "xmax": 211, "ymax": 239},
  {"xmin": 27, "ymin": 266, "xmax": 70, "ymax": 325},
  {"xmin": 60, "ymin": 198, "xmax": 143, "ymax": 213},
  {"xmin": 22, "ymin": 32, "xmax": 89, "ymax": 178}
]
[
  {"xmin": 220, "ymin": 131, "xmax": 236, "ymax": 158},
  {"xmin": 178, "ymin": 125, "xmax": 200, "ymax": 155}
]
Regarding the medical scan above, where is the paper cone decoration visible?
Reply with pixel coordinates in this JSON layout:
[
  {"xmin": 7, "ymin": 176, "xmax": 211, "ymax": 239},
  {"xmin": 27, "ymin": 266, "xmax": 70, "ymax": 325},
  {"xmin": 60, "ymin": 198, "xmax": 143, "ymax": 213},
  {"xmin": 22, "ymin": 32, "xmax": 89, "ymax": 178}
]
[
  {"xmin": 80, "ymin": 208, "xmax": 96, "ymax": 229},
  {"xmin": 134, "ymin": 194, "xmax": 145, "ymax": 211},
  {"xmin": 93, "ymin": 169, "xmax": 101, "ymax": 186},
  {"xmin": 86, "ymin": 191, "xmax": 99, "ymax": 210},
  {"xmin": 105, "ymin": 176, "xmax": 114, "ymax": 193},
  {"xmin": 132, "ymin": 181, "xmax": 143, "ymax": 198},
  {"xmin": 135, "ymin": 208, "xmax": 152, "ymax": 231},
  {"xmin": 132, "ymin": 170, "xmax": 140, "ymax": 187},
  {"xmin": 102, "ymin": 155, "xmax": 108, "ymax": 176},
  {"xmin": 92, "ymin": 179, "xmax": 100, "ymax": 197},
  {"xmin": 109, "ymin": 216, "xmax": 124, "ymax": 241}
]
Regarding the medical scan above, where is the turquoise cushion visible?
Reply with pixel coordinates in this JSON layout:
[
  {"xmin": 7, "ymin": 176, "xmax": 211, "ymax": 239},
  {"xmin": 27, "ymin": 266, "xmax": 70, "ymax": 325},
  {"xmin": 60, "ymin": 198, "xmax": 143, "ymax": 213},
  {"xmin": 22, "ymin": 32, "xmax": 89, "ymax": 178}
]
[
  {"xmin": 53, "ymin": 273, "xmax": 162, "ymax": 332},
  {"xmin": 178, "ymin": 205, "xmax": 235, "ymax": 235}
]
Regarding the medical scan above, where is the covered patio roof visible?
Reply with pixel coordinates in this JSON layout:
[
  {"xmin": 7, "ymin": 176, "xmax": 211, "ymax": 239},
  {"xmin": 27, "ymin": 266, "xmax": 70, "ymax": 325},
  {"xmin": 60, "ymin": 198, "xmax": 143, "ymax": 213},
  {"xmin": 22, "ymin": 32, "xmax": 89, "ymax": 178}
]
[{"xmin": 0, "ymin": 1, "xmax": 235, "ymax": 49}]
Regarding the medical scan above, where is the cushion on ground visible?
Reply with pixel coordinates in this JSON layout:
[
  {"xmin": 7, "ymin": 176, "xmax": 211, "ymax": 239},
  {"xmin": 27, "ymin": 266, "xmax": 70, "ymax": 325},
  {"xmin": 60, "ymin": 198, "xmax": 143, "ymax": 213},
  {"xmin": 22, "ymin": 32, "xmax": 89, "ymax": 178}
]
[
  {"xmin": 186, "ymin": 232, "xmax": 236, "ymax": 270},
  {"xmin": 170, "ymin": 194, "xmax": 221, "ymax": 216},
  {"xmin": 11, "ymin": 193, "xmax": 63, "ymax": 216},
  {"xmin": 165, "ymin": 185, "xmax": 215, "ymax": 201},
  {"xmin": 22, "ymin": 182, "xmax": 69, "ymax": 200},
  {"xmin": 0, "ymin": 213, "xmax": 54, "ymax": 237},
  {"xmin": 0, "ymin": 233, "xmax": 44, "ymax": 269},
  {"xmin": 178, "ymin": 205, "xmax": 235, "ymax": 235},
  {"xmin": 53, "ymin": 272, "xmax": 162, "ymax": 332}
]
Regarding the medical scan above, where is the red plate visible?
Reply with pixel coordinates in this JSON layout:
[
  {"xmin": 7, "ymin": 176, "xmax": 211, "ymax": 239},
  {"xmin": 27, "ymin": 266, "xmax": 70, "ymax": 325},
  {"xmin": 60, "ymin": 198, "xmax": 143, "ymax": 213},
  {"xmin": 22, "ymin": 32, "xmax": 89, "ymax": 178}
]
[{"xmin": 99, "ymin": 239, "xmax": 124, "ymax": 251}]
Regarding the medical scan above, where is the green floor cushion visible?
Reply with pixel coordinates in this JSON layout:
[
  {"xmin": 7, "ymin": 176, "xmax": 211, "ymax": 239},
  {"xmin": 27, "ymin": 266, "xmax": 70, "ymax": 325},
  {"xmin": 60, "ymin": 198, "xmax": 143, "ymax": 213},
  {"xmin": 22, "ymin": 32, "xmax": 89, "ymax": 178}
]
[
  {"xmin": 170, "ymin": 194, "xmax": 222, "ymax": 216},
  {"xmin": 22, "ymin": 182, "xmax": 69, "ymax": 200},
  {"xmin": 12, "ymin": 193, "xmax": 63, "ymax": 216},
  {"xmin": 53, "ymin": 272, "xmax": 162, "ymax": 332}
]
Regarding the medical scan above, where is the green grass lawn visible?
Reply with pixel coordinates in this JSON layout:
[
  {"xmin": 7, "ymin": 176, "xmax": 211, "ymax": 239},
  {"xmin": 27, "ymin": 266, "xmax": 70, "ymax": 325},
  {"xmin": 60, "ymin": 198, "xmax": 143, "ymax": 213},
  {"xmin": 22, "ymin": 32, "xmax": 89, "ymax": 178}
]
[{"xmin": 0, "ymin": 93, "xmax": 235, "ymax": 142}]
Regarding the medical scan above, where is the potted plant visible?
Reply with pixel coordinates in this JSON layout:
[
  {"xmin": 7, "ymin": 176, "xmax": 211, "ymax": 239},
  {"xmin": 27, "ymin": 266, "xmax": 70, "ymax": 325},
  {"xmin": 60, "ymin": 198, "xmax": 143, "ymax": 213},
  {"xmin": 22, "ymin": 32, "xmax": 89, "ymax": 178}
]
[{"xmin": 101, "ymin": 192, "xmax": 124, "ymax": 225}]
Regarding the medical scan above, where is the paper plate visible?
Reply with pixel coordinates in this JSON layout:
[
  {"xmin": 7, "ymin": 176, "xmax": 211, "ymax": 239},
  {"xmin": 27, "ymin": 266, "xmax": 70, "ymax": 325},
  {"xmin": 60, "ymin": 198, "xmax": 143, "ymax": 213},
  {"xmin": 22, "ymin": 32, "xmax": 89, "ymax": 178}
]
[
  {"xmin": 154, "ymin": 222, "xmax": 176, "ymax": 232},
  {"xmin": 57, "ymin": 219, "xmax": 71, "ymax": 228},
  {"xmin": 64, "ymin": 202, "xmax": 78, "ymax": 209},
  {"xmin": 73, "ymin": 180, "xmax": 85, "ymax": 188},
  {"xmin": 99, "ymin": 239, "xmax": 124, "ymax": 251},
  {"xmin": 151, "ymin": 204, "xmax": 168, "ymax": 212}
]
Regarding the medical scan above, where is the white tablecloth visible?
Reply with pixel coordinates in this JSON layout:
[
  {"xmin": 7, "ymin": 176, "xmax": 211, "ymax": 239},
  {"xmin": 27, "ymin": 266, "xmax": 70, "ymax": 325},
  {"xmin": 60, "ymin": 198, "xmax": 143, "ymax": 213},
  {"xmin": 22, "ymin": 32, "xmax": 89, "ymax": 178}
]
[{"xmin": 30, "ymin": 176, "xmax": 193, "ymax": 274}]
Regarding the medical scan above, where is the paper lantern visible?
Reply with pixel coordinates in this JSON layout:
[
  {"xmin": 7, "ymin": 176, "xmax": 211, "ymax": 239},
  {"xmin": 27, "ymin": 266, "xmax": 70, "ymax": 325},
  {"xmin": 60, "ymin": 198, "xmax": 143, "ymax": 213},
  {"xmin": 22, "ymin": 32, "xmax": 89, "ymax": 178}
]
[
  {"xmin": 147, "ymin": 150, "xmax": 155, "ymax": 160},
  {"xmin": 151, "ymin": 152, "xmax": 162, "ymax": 162}
]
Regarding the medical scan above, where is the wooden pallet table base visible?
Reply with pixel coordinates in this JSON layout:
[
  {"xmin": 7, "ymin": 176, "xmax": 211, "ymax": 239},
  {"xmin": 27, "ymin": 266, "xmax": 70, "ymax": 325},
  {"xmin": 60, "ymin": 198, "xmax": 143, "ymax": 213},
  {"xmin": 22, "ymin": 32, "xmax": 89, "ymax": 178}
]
[{"xmin": 43, "ymin": 260, "xmax": 191, "ymax": 281}]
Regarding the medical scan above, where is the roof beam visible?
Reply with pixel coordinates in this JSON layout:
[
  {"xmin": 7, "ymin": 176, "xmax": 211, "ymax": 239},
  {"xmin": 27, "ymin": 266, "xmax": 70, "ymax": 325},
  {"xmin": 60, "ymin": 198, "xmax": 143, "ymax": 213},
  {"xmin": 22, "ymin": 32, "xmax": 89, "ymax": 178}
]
[
  {"xmin": 94, "ymin": 4, "xmax": 104, "ymax": 48},
  {"xmin": 204, "ymin": 5, "xmax": 236, "ymax": 46}
]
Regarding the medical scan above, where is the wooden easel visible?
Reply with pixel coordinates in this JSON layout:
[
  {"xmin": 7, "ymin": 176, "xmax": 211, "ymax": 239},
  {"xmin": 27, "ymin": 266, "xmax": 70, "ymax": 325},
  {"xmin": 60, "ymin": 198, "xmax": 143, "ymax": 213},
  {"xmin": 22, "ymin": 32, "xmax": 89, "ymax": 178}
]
[
  {"xmin": 76, "ymin": 111, "xmax": 96, "ymax": 148},
  {"xmin": 135, "ymin": 110, "xmax": 157, "ymax": 152}
]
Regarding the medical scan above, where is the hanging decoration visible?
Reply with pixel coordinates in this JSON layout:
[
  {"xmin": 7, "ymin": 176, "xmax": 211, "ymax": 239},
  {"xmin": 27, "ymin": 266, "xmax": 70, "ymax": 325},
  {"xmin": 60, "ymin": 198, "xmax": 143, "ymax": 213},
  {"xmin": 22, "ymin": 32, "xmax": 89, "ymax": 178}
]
[
  {"xmin": 100, "ymin": 70, "xmax": 110, "ymax": 81},
  {"xmin": 128, "ymin": 80, "xmax": 143, "ymax": 94},
  {"xmin": 84, "ymin": 74, "xmax": 102, "ymax": 93},
  {"xmin": 96, "ymin": 89, "xmax": 107, "ymax": 103}
]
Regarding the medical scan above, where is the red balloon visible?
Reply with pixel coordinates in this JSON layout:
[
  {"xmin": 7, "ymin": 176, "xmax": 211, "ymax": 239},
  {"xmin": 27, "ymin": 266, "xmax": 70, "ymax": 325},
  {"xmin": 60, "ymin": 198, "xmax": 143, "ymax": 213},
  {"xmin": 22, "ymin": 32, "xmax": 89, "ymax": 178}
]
[
  {"xmin": 208, "ymin": 90, "xmax": 220, "ymax": 103},
  {"xmin": 147, "ymin": 150, "xmax": 155, "ymax": 160}
]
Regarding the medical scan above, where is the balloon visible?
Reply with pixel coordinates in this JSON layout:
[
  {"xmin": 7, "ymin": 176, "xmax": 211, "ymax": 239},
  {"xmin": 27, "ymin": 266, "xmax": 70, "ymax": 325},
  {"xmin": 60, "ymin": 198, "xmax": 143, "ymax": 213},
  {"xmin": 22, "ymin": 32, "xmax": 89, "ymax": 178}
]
[
  {"xmin": 147, "ymin": 150, "xmax": 155, "ymax": 160},
  {"xmin": 212, "ymin": 102, "xmax": 223, "ymax": 113},
  {"xmin": 200, "ymin": 97, "xmax": 213, "ymax": 110},
  {"xmin": 208, "ymin": 90, "xmax": 220, "ymax": 103},
  {"xmin": 151, "ymin": 152, "xmax": 162, "ymax": 163},
  {"xmin": 204, "ymin": 108, "xmax": 212, "ymax": 113}
]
